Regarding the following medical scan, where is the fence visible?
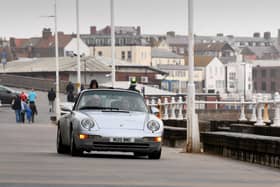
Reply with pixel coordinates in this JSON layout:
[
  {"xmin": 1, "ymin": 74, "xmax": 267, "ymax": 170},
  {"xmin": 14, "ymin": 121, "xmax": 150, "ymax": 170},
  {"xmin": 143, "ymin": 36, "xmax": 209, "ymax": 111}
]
[{"xmin": 146, "ymin": 92, "xmax": 280, "ymax": 127}]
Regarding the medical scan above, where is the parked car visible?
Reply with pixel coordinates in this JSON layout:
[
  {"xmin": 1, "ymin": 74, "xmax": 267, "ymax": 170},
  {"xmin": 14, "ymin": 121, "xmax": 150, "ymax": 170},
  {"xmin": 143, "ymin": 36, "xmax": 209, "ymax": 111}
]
[
  {"xmin": 57, "ymin": 89, "xmax": 163, "ymax": 159},
  {"xmin": 0, "ymin": 85, "xmax": 20, "ymax": 104}
]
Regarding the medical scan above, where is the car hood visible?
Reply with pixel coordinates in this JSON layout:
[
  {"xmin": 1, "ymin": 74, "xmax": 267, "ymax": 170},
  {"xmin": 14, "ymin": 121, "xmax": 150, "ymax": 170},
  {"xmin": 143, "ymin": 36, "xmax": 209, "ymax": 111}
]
[{"xmin": 81, "ymin": 111, "xmax": 149, "ymax": 130}]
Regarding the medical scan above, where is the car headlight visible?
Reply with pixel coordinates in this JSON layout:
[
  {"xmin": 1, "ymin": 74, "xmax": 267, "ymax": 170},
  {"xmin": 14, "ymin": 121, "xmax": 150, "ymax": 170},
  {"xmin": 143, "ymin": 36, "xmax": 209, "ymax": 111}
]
[
  {"xmin": 147, "ymin": 120, "xmax": 160, "ymax": 132},
  {"xmin": 81, "ymin": 119, "xmax": 95, "ymax": 129}
]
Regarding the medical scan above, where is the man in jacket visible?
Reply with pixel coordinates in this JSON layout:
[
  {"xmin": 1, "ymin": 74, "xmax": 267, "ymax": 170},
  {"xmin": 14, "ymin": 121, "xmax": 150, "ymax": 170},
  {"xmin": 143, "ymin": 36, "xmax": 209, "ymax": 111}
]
[{"xmin": 48, "ymin": 88, "xmax": 56, "ymax": 112}]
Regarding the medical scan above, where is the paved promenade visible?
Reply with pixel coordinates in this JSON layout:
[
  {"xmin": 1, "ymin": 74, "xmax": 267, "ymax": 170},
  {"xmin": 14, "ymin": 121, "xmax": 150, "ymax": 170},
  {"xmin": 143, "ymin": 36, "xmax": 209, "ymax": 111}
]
[
  {"xmin": 0, "ymin": 89, "xmax": 279, "ymax": 187},
  {"xmin": 0, "ymin": 123, "xmax": 280, "ymax": 187}
]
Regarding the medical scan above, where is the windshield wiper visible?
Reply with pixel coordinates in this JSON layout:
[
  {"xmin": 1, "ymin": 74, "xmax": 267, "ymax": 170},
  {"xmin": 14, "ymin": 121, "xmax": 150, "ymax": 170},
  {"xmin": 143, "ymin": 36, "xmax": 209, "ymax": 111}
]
[
  {"xmin": 102, "ymin": 109, "xmax": 130, "ymax": 113},
  {"xmin": 79, "ymin": 106, "xmax": 111, "ymax": 110}
]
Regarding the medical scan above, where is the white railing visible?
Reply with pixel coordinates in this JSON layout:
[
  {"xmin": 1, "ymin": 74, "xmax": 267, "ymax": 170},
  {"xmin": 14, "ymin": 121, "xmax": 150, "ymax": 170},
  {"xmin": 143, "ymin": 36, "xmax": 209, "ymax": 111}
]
[{"xmin": 146, "ymin": 92, "xmax": 280, "ymax": 127}]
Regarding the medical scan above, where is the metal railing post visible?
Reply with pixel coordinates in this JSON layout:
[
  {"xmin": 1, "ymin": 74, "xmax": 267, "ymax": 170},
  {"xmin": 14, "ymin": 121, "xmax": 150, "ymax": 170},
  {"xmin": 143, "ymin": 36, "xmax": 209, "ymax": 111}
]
[
  {"xmin": 163, "ymin": 97, "xmax": 169, "ymax": 120},
  {"xmin": 249, "ymin": 95, "xmax": 257, "ymax": 122},
  {"xmin": 272, "ymin": 92, "xmax": 280, "ymax": 127},
  {"xmin": 239, "ymin": 95, "xmax": 247, "ymax": 121},
  {"xmin": 170, "ymin": 97, "xmax": 176, "ymax": 119},
  {"xmin": 255, "ymin": 94, "xmax": 265, "ymax": 126},
  {"xmin": 177, "ymin": 96, "xmax": 183, "ymax": 120}
]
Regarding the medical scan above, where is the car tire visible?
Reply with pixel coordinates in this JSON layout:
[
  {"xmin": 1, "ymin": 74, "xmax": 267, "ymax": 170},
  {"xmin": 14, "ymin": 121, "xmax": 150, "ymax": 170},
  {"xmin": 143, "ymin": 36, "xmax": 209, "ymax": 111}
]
[
  {"xmin": 56, "ymin": 126, "xmax": 69, "ymax": 154},
  {"xmin": 70, "ymin": 130, "xmax": 83, "ymax": 156},
  {"xmin": 148, "ymin": 149, "xmax": 161, "ymax": 160}
]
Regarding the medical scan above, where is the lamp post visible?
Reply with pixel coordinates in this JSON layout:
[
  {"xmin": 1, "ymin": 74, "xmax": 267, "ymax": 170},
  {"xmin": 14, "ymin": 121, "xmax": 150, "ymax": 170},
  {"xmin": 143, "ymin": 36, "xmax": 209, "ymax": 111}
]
[
  {"xmin": 111, "ymin": 0, "xmax": 116, "ymax": 88},
  {"xmin": 54, "ymin": 0, "xmax": 60, "ymax": 121},
  {"xmin": 76, "ymin": 0, "xmax": 81, "ymax": 93},
  {"xmin": 185, "ymin": 0, "xmax": 200, "ymax": 153}
]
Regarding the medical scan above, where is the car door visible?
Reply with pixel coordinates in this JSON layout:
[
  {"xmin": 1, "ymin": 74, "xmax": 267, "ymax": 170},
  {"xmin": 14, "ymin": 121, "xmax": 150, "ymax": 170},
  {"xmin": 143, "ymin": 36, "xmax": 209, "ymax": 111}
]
[{"xmin": 0, "ymin": 87, "xmax": 12, "ymax": 104}]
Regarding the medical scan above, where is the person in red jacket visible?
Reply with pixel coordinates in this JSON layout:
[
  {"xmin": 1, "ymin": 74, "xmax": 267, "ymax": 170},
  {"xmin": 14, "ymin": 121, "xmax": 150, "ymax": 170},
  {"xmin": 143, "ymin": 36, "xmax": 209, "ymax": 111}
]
[{"xmin": 19, "ymin": 91, "xmax": 27, "ymax": 102}]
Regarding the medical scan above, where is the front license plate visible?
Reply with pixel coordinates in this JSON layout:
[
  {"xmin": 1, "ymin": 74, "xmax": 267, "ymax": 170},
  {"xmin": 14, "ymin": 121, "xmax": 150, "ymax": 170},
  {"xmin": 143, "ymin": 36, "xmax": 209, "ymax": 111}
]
[{"xmin": 110, "ymin": 137, "xmax": 134, "ymax": 143}]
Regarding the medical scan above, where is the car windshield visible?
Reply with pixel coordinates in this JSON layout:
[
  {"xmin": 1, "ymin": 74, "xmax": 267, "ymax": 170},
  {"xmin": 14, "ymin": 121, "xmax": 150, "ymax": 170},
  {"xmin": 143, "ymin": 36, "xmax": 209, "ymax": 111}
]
[{"xmin": 76, "ymin": 90, "xmax": 148, "ymax": 113}]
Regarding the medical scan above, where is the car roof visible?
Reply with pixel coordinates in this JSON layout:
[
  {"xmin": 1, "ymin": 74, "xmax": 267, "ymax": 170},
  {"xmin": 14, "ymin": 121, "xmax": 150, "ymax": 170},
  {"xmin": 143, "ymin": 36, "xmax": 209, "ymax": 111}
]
[{"xmin": 81, "ymin": 88, "xmax": 141, "ymax": 95}]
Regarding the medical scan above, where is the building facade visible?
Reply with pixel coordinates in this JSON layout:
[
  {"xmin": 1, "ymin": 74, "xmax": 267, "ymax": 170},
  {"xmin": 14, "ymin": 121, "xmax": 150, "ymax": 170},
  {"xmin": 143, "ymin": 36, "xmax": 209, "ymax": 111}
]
[{"xmin": 93, "ymin": 46, "xmax": 151, "ymax": 66}]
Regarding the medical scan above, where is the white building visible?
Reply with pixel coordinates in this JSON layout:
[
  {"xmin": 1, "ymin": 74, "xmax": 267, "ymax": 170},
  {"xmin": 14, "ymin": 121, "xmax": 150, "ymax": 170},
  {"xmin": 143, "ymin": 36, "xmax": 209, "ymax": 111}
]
[
  {"xmin": 203, "ymin": 57, "xmax": 226, "ymax": 94},
  {"xmin": 225, "ymin": 61, "xmax": 253, "ymax": 99},
  {"xmin": 64, "ymin": 38, "xmax": 91, "ymax": 57},
  {"xmin": 151, "ymin": 48, "xmax": 184, "ymax": 66}
]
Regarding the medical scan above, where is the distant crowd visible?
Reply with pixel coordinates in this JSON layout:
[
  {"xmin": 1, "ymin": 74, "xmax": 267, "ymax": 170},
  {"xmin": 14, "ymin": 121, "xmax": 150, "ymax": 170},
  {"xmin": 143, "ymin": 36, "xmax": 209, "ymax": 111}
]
[{"xmin": 11, "ymin": 89, "xmax": 38, "ymax": 123}]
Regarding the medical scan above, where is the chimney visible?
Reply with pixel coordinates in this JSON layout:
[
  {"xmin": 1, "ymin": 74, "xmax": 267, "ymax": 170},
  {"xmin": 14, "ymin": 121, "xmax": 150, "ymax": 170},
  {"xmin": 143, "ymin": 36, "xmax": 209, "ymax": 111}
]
[
  {"xmin": 136, "ymin": 26, "xmax": 141, "ymax": 35},
  {"xmin": 216, "ymin": 33, "xmax": 224, "ymax": 37},
  {"xmin": 226, "ymin": 35, "xmax": 234, "ymax": 39},
  {"xmin": 42, "ymin": 28, "xmax": 52, "ymax": 39},
  {"xmin": 104, "ymin": 26, "xmax": 111, "ymax": 35},
  {"xmin": 166, "ymin": 31, "xmax": 175, "ymax": 37},
  {"xmin": 264, "ymin": 32, "xmax": 271, "ymax": 40},
  {"xmin": 253, "ymin": 32, "xmax": 260, "ymax": 38},
  {"xmin": 90, "ymin": 26, "xmax": 97, "ymax": 35}
]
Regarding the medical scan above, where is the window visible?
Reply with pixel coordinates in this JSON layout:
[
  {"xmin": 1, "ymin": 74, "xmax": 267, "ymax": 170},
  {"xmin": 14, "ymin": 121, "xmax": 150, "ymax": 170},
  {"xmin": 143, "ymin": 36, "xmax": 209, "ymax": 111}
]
[
  {"xmin": 98, "ymin": 51, "xmax": 103, "ymax": 56},
  {"xmin": 141, "ymin": 76, "xmax": 148, "ymax": 83},
  {"xmin": 253, "ymin": 70, "xmax": 257, "ymax": 79},
  {"xmin": 261, "ymin": 82, "xmax": 266, "ymax": 91},
  {"xmin": 261, "ymin": 70, "xmax": 266, "ymax": 77},
  {"xmin": 229, "ymin": 72, "xmax": 236, "ymax": 80},
  {"xmin": 229, "ymin": 82, "xmax": 235, "ymax": 89},
  {"xmin": 127, "ymin": 51, "xmax": 132, "ymax": 61},
  {"xmin": 254, "ymin": 82, "xmax": 257, "ymax": 90},
  {"xmin": 271, "ymin": 69, "xmax": 276, "ymax": 78},
  {"xmin": 121, "ymin": 51, "xmax": 125, "ymax": 60},
  {"xmin": 271, "ymin": 82, "xmax": 276, "ymax": 92}
]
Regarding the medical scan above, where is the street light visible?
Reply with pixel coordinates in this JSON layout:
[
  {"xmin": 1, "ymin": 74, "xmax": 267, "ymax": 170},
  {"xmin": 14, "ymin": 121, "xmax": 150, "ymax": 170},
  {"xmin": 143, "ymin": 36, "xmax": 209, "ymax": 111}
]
[
  {"xmin": 111, "ymin": 0, "xmax": 116, "ymax": 88},
  {"xmin": 185, "ymin": 0, "xmax": 200, "ymax": 153},
  {"xmin": 54, "ymin": 0, "xmax": 61, "ymax": 121},
  {"xmin": 76, "ymin": 0, "xmax": 81, "ymax": 93}
]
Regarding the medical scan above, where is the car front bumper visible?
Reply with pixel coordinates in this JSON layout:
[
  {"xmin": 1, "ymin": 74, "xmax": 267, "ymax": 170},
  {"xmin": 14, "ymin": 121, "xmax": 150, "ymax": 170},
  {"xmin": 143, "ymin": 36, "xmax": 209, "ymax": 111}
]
[{"xmin": 75, "ymin": 135, "xmax": 161, "ymax": 154}]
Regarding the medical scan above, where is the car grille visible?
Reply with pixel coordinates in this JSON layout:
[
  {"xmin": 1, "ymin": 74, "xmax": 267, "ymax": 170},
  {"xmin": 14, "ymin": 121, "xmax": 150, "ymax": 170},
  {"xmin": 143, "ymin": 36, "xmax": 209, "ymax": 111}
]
[{"xmin": 92, "ymin": 142, "xmax": 150, "ymax": 150}]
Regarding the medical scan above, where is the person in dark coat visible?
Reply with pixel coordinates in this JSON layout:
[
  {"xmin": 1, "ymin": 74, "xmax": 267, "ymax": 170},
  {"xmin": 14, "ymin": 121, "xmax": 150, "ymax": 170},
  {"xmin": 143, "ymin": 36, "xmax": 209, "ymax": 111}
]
[
  {"xmin": 89, "ymin": 79, "xmax": 99, "ymax": 89},
  {"xmin": 48, "ymin": 88, "xmax": 56, "ymax": 112},
  {"xmin": 66, "ymin": 82, "xmax": 74, "ymax": 94},
  {"xmin": 12, "ymin": 95, "xmax": 22, "ymax": 123},
  {"xmin": 67, "ymin": 91, "xmax": 75, "ymax": 102}
]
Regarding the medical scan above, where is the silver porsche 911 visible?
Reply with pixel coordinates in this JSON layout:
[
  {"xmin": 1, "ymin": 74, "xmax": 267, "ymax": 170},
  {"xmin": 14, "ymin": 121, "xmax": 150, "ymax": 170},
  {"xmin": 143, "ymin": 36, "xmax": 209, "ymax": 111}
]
[{"xmin": 57, "ymin": 89, "xmax": 163, "ymax": 159}]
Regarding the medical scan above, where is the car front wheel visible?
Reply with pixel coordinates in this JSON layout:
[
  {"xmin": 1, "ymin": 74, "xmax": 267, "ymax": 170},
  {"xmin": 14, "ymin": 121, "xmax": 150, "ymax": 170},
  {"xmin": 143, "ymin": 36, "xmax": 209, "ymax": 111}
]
[
  {"xmin": 70, "ymin": 131, "xmax": 83, "ymax": 156},
  {"xmin": 57, "ymin": 126, "xmax": 69, "ymax": 154},
  {"xmin": 148, "ymin": 149, "xmax": 161, "ymax": 160}
]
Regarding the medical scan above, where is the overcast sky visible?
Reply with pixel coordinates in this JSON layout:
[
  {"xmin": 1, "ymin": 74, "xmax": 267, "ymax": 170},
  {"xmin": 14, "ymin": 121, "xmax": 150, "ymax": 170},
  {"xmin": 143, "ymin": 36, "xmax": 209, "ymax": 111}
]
[{"xmin": 1, "ymin": 0, "xmax": 280, "ymax": 38}]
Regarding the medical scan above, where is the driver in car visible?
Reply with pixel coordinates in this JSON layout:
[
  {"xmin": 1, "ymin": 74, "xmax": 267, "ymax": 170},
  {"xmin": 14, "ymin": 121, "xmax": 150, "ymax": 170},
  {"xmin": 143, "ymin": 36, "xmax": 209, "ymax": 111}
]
[{"xmin": 88, "ymin": 94, "xmax": 102, "ymax": 107}]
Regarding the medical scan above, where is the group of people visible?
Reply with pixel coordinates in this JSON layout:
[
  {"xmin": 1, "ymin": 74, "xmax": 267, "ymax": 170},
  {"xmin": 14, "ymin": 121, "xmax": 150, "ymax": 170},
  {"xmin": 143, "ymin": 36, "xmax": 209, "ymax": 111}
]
[{"xmin": 11, "ymin": 89, "xmax": 38, "ymax": 123}]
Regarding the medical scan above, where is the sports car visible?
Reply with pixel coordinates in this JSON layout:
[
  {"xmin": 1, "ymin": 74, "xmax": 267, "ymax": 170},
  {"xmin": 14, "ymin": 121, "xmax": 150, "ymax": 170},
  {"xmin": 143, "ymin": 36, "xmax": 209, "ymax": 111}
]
[{"xmin": 56, "ymin": 89, "xmax": 163, "ymax": 159}]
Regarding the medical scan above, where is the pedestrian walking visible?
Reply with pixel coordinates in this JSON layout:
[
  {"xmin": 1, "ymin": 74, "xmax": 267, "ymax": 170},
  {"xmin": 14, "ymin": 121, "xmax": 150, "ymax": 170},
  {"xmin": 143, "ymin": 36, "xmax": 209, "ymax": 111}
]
[
  {"xmin": 28, "ymin": 88, "xmax": 37, "ymax": 104},
  {"xmin": 20, "ymin": 100, "xmax": 28, "ymax": 123},
  {"xmin": 25, "ymin": 102, "xmax": 32, "ymax": 123},
  {"xmin": 29, "ymin": 102, "xmax": 38, "ymax": 123},
  {"xmin": 67, "ymin": 91, "xmax": 75, "ymax": 102},
  {"xmin": 11, "ymin": 95, "xmax": 22, "ymax": 123},
  {"xmin": 19, "ymin": 91, "xmax": 27, "ymax": 102},
  {"xmin": 48, "ymin": 88, "xmax": 56, "ymax": 112},
  {"xmin": 66, "ymin": 81, "xmax": 74, "ymax": 94}
]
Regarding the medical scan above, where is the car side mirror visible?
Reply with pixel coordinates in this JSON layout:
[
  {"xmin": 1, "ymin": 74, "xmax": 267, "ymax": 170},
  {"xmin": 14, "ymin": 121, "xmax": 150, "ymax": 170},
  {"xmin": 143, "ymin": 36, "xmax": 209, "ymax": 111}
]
[
  {"xmin": 6, "ymin": 90, "xmax": 11, "ymax": 94},
  {"xmin": 61, "ymin": 105, "xmax": 72, "ymax": 112},
  {"xmin": 151, "ymin": 106, "xmax": 159, "ymax": 115}
]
